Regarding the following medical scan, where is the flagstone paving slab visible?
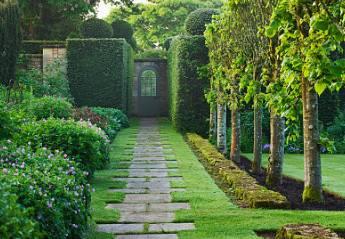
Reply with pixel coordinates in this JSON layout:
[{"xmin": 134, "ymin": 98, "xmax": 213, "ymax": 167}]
[
  {"xmin": 148, "ymin": 223, "xmax": 195, "ymax": 233},
  {"xmin": 117, "ymin": 234, "xmax": 178, "ymax": 239},
  {"xmin": 119, "ymin": 212, "xmax": 175, "ymax": 223},
  {"xmin": 97, "ymin": 118, "xmax": 194, "ymax": 238},
  {"xmin": 97, "ymin": 224, "xmax": 144, "ymax": 234},
  {"xmin": 124, "ymin": 194, "xmax": 172, "ymax": 203}
]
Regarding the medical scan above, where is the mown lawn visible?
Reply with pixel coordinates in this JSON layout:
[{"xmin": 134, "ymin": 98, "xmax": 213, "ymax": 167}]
[
  {"xmin": 243, "ymin": 153, "xmax": 345, "ymax": 196},
  {"xmin": 89, "ymin": 119, "xmax": 139, "ymax": 239},
  {"xmin": 159, "ymin": 119, "xmax": 345, "ymax": 239}
]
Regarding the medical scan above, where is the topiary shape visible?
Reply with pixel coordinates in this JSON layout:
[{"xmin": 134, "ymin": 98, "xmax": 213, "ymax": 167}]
[
  {"xmin": 184, "ymin": 8, "xmax": 219, "ymax": 36},
  {"xmin": 111, "ymin": 20, "xmax": 134, "ymax": 41},
  {"xmin": 80, "ymin": 18, "xmax": 113, "ymax": 38}
]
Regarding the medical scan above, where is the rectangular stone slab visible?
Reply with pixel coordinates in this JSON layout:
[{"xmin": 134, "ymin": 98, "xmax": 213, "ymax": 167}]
[
  {"xmin": 119, "ymin": 212, "xmax": 175, "ymax": 223},
  {"xmin": 124, "ymin": 194, "xmax": 171, "ymax": 203},
  {"xmin": 97, "ymin": 224, "xmax": 144, "ymax": 234},
  {"xmin": 117, "ymin": 235, "xmax": 178, "ymax": 239},
  {"xmin": 149, "ymin": 223, "xmax": 195, "ymax": 233}
]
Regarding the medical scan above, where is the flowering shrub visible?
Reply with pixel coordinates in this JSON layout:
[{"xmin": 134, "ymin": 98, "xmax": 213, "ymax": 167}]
[
  {"xmin": 91, "ymin": 107, "xmax": 128, "ymax": 140},
  {"xmin": 15, "ymin": 118, "xmax": 110, "ymax": 177},
  {"xmin": 0, "ymin": 182, "xmax": 42, "ymax": 239},
  {"xmin": 0, "ymin": 141, "xmax": 91, "ymax": 238},
  {"xmin": 24, "ymin": 96, "xmax": 73, "ymax": 120}
]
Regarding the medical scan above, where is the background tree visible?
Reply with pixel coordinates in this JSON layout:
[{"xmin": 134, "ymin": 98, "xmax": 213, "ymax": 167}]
[
  {"xmin": 267, "ymin": 0, "xmax": 345, "ymax": 202},
  {"xmin": 107, "ymin": 0, "xmax": 222, "ymax": 50},
  {"xmin": 18, "ymin": 0, "xmax": 133, "ymax": 40}
]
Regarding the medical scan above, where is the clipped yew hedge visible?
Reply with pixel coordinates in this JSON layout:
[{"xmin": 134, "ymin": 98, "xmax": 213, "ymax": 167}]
[
  {"xmin": 67, "ymin": 39, "xmax": 133, "ymax": 112},
  {"xmin": 21, "ymin": 40, "xmax": 66, "ymax": 54},
  {"xmin": 186, "ymin": 133, "xmax": 290, "ymax": 209},
  {"xmin": 168, "ymin": 36, "xmax": 210, "ymax": 136}
]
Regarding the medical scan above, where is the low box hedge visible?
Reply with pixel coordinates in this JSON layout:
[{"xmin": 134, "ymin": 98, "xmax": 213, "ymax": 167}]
[
  {"xmin": 186, "ymin": 133, "xmax": 289, "ymax": 209},
  {"xmin": 276, "ymin": 224, "xmax": 341, "ymax": 239}
]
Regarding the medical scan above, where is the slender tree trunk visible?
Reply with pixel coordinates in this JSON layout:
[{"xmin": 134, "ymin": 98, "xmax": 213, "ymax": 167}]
[
  {"xmin": 266, "ymin": 110, "xmax": 285, "ymax": 187},
  {"xmin": 252, "ymin": 105, "xmax": 263, "ymax": 173},
  {"xmin": 302, "ymin": 77, "xmax": 323, "ymax": 203},
  {"xmin": 209, "ymin": 105, "xmax": 217, "ymax": 143},
  {"xmin": 216, "ymin": 104, "xmax": 227, "ymax": 154},
  {"xmin": 230, "ymin": 109, "xmax": 241, "ymax": 163}
]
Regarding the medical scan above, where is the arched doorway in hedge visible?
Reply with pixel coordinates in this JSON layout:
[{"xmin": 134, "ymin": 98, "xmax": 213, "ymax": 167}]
[{"xmin": 132, "ymin": 59, "xmax": 168, "ymax": 117}]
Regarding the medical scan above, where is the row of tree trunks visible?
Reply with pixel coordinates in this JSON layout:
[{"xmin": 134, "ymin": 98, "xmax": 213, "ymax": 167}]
[{"xmin": 210, "ymin": 84, "xmax": 323, "ymax": 203}]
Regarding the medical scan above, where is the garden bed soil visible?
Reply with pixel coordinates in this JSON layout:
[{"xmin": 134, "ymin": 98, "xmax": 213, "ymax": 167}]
[
  {"xmin": 255, "ymin": 230, "xmax": 345, "ymax": 239},
  {"xmin": 239, "ymin": 156, "xmax": 345, "ymax": 211}
]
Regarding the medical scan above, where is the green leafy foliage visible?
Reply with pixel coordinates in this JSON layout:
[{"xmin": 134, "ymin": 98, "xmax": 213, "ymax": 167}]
[
  {"xmin": 80, "ymin": 18, "xmax": 113, "ymax": 38},
  {"xmin": 17, "ymin": 58, "xmax": 73, "ymax": 101},
  {"xmin": 111, "ymin": 20, "xmax": 133, "ymax": 40},
  {"xmin": 0, "ymin": 183, "xmax": 42, "ymax": 239},
  {"xmin": 15, "ymin": 118, "xmax": 110, "ymax": 177},
  {"xmin": 0, "ymin": 0, "xmax": 21, "ymax": 86},
  {"xmin": 24, "ymin": 96, "xmax": 73, "ymax": 120},
  {"xmin": 0, "ymin": 101, "xmax": 14, "ymax": 140},
  {"xmin": 91, "ymin": 107, "xmax": 129, "ymax": 128},
  {"xmin": 106, "ymin": 0, "xmax": 222, "ymax": 49},
  {"xmin": 185, "ymin": 8, "xmax": 219, "ymax": 35},
  {"xmin": 67, "ymin": 39, "xmax": 133, "ymax": 112},
  {"xmin": 0, "ymin": 141, "xmax": 91, "ymax": 239},
  {"xmin": 168, "ymin": 36, "xmax": 210, "ymax": 136}
]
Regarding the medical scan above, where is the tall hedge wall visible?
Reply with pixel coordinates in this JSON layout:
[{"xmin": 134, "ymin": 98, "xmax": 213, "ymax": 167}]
[
  {"xmin": 67, "ymin": 39, "xmax": 133, "ymax": 112},
  {"xmin": 168, "ymin": 36, "xmax": 210, "ymax": 136}
]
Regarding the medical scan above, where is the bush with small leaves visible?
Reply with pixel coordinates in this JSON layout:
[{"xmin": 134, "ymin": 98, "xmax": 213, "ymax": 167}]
[
  {"xmin": 0, "ymin": 141, "xmax": 91, "ymax": 239},
  {"xmin": 185, "ymin": 8, "xmax": 219, "ymax": 35},
  {"xmin": 0, "ymin": 182, "xmax": 42, "ymax": 239},
  {"xmin": 80, "ymin": 18, "xmax": 113, "ymax": 38},
  {"xmin": 15, "ymin": 118, "xmax": 110, "ymax": 177},
  {"xmin": 24, "ymin": 96, "xmax": 73, "ymax": 120}
]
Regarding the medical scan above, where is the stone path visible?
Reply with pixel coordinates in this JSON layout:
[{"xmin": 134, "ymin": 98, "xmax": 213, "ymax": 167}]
[{"xmin": 97, "ymin": 118, "xmax": 195, "ymax": 238}]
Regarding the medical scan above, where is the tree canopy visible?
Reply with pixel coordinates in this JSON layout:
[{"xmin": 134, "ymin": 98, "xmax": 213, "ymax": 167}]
[{"xmin": 106, "ymin": 0, "xmax": 222, "ymax": 50}]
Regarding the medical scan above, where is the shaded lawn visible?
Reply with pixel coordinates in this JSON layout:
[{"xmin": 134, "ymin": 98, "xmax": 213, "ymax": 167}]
[
  {"xmin": 159, "ymin": 119, "xmax": 345, "ymax": 239},
  {"xmin": 243, "ymin": 153, "xmax": 345, "ymax": 197}
]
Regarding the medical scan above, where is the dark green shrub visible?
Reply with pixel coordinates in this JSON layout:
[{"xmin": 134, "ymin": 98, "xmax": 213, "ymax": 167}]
[
  {"xmin": 21, "ymin": 40, "xmax": 65, "ymax": 54},
  {"xmin": 163, "ymin": 37, "xmax": 175, "ymax": 50},
  {"xmin": 92, "ymin": 107, "xmax": 129, "ymax": 128},
  {"xmin": 80, "ymin": 18, "xmax": 113, "ymax": 38},
  {"xmin": 0, "ymin": 101, "xmax": 13, "ymax": 140},
  {"xmin": 111, "ymin": 20, "xmax": 134, "ymax": 40},
  {"xmin": 0, "ymin": 183, "xmax": 42, "ymax": 239},
  {"xmin": 0, "ymin": 0, "xmax": 21, "ymax": 86},
  {"xmin": 168, "ymin": 36, "xmax": 210, "ymax": 136},
  {"xmin": 15, "ymin": 118, "xmax": 110, "ymax": 177},
  {"xmin": 185, "ymin": 8, "xmax": 219, "ymax": 35},
  {"xmin": 0, "ymin": 141, "xmax": 91, "ymax": 239},
  {"xmin": 67, "ymin": 39, "xmax": 133, "ymax": 112},
  {"xmin": 24, "ymin": 96, "xmax": 73, "ymax": 120}
]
